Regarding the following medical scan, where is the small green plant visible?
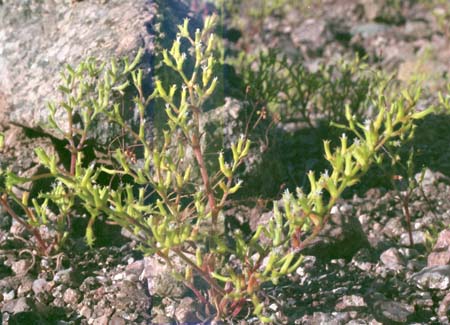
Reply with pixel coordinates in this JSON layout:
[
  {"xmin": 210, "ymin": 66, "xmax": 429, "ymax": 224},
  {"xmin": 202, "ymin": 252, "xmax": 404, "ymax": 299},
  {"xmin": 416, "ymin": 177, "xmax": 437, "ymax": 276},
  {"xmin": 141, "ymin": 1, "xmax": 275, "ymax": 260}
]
[
  {"xmin": 279, "ymin": 83, "xmax": 433, "ymax": 254},
  {"xmin": 0, "ymin": 169, "xmax": 72, "ymax": 256},
  {"xmin": 240, "ymin": 50, "xmax": 385, "ymax": 128}
]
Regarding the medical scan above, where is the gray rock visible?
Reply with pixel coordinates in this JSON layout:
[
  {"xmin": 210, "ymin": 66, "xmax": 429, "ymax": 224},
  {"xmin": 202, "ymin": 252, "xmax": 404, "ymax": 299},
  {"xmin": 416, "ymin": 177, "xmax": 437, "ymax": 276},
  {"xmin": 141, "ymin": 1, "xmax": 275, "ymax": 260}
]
[
  {"xmin": 411, "ymin": 265, "xmax": 450, "ymax": 290},
  {"xmin": 53, "ymin": 268, "xmax": 73, "ymax": 284},
  {"xmin": 109, "ymin": 314, "xmax": 127, "ymax": 325},
  {"xmin": 2, "ymin": 290, "xmax": 14, "ymax": 301},
  {"xmin": 403, "ymin": 20, "xmax": 432, "ymax": 40},
  {"xmin": 309, "ymin": 311, "xmax": 350, "ymax": 324},
  {"xmin": 350, "ymin": 23, "xmax": 389, "ymax": 38},
  {"xmin": 125, "ymin": 259, "xmax": 144, "ymax": 276},
  {"xmin": 373, "ymin": 300, "xmax": 414, "ymax": 323},
  {"xmin": 32, "ymin": 278, "xmax": 50, "ymax": 295},
  {"xmin": 10, "ymin": 259, "xmax": 32, "ymax": 275},
  {"xmin": 380, "ymin": 247, "xmax": 404, "ymax": 271},
  {"xmin": 17, "ymin": 277, "xmax": 33, "ymax": 297},
  {"xmin": 63, "ymin": 288, "xmax": 80, "ymax": 305},
  {"xmin": 400, "ymin": 231, "xmax": 426, "ymax": 246},
  {"xmin": 1, "ymin": 297, "xmax": 33, "ymax": 314},
  {"xmin": 428, "ymin": 229, "xmax": 450, "ymax": 267},
  {"xmin": 0, "ymin": 0, "xmax": 156, "ymax": 129},
  {"xmin": 92, "ymin": 315, "xmax": 110, "ymax": 325},
  {"xmin": 383, "ymin": 217, "xmax": 406, "ymax": 239},
  {"xmin": 415, "ymin": 168, "xmax": 449, "ymax": 188},
  {"xmin": 143, "ymin": 256, "xmax": 187, "ymax": 297},
  {"xmin": 79, "ymin": 305, "xmax": 93, "ymax": 319},
  {"xmin": 335, "ymin": 295, "xmax": 367, "ymax": 311},
  {"xmin": 174, "ymin": 297, "xmax": 202, "ymax": 324},
  {"xmin": 291, "ymin": 19, "xmax": 327, "ymax": 51}
]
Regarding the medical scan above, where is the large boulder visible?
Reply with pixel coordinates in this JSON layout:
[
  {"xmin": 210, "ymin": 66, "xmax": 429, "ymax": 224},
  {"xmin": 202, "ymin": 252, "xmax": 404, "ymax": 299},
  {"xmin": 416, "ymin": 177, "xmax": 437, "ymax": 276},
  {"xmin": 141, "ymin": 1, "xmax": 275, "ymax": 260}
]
[
  {"xmin": 0, "ymin": 0, "xmax": 157, "ymax": 129},
  {"xmin": 0, "ymin": 0, "xmax": 200, "ymax": 174}
]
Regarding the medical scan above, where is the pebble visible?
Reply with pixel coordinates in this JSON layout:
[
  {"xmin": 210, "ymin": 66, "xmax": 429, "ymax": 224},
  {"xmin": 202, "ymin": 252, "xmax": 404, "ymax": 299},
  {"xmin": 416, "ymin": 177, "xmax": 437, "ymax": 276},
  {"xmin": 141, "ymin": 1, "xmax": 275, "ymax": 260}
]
[
  {"xmin": 53, "ymin": 268, "xmax": 73, "ymax": 284},
  {"xmin": 411, "ymin": 265, "xmax": 450, "ymax": 290},
  {"xmin": 79, "ymin": 305, "xmax": 93, "ymax": 319},
  {"xmin": 2, "ymin": 290, "xmax": 15, "ymax": 301},
  {"xmin": 1, "ymin": 297, "xmax": 32, "ymax": 313},
  {"xmin": 374, "ymin": 300, "xmax": 414, "ymax": 323},
  {"xmin": 380, "ymin": 247, "xmax": 404, "ymax": 271},
  {"xmin": 428, "ymin": 229, "xmax": 450, "ymax": 267},
  {"xmin": 32, "ymin": 278, "xmax": 49, "ymax": 295},
  {"xmin": 92, "ymin": 315, "xmax": 109, "ymax": 325},
  {"xmin": 11, "ymin": 259, "xmax": 31, "ymax": 275},
  {"xmin": 63, "ymin": 288, "xmax": 80, "ymax": 305},
  {"xmin": 335, "ymin": 295, "xmax": 366, "ymax": 311}
]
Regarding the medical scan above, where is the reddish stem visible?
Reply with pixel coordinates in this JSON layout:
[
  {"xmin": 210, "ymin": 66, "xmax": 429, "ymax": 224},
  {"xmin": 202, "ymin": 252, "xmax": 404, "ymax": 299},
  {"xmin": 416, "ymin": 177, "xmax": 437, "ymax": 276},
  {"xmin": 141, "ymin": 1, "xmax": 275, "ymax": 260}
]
[{"xmin": 0, "ymin": 196, "xmax": 49, "ymax": 255}]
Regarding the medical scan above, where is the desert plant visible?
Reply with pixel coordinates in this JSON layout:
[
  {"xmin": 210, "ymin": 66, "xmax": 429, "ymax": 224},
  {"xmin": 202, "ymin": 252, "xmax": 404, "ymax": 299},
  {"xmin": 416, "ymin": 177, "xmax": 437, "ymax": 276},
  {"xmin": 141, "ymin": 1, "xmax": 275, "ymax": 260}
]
[
  {"xmin": 240, "ymin": 50, "xmax": 385, "ymax": 128},
  {"xmin": 0, "ymin": 169, "xmax": 72, "ymax": 256},
  {"xmin": 31, "ymin": 15, "xmax": 302, "ymax": 322},
  {"xmin": 279, "ymin": 83, "xmax": 434, "ymax": 255},
  {"xmin": 1, "ymin": 12, "xmax": 435, "ymax": 323}
]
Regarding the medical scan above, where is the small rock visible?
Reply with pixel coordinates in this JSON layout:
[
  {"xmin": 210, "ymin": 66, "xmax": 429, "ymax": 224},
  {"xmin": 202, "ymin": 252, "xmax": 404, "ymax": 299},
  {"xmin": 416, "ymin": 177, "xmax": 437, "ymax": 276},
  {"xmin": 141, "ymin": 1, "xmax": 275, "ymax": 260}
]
[
  {"xmin": 291, "ymin": 19, "xmax": 327, "ymax": 53},
  {"xmin": 9, "ymin": 219, "xmax": 25, "ymax": 236},
  {"xmin": 53, "ymin": 268, "xmax": 73, "ymax": 284},
  {"xmin": 93, "ymin": 315, "xmax": 109, "ymax": 325},
  {"xmin": 79, "ymin": 305, "xmax": 92, "ymax": 319},
  {"xmin": 125, "ymin": 259, "xmax": 144, "ymax": 276},
  {"xmin": 32, "ymin": 278, "xmax": 50, "ymax": 295},
  {"xmin": 383, "ymin": 217, "xmax": 405, "ymax": 238},
  {"xmin": 174, "ymin": 297, "xmax": 201, "ymax": 323},
  {"xmin": 350, "ymin": 23, "xmax": 389, "ymax": 38},
  {"xmin": 2, "ymin": 290, "xmax": 15, "ymax": 301},
  {"xmin": 17, "ymin": 277, "xmax": 33, "ymax": 296},
  {"xmin": 415, "ymin": 168, "xmax": 447, "ymax": 188},
  {"xmin": 428, "ymin": 229, "xmax": 450, "ymax": 267},
  {"xmin": 109, "ymin": 314, "xmax": 126, "ymax": 325},
  {"xmin": 113, "ymin": 272, "xmax": 125, "ymax": 281},
  {"xmin": 63, "ymin": 288, "xmax": 80, "ymax": 305},
  {"xmin": 335, "ymin": 295, "xmax": 366, "ymax": 311},
  {"xmin": 400, "ymin": 231, "xmax": 426, "ymax": 246},
  {"xmin": 143, "ymin": 256, "xmax": 187, "ymax": 297},
  {"xmin": 411, "ymin": 265, "xmax": 450, "ymax": 290},
  {"xmin": 295, "ymin": 255, "xmax": 317, "ymax": 277},
  {"xmin": 373, "ymin": 300, "xmax": 414, "ymax": 323},
  {"xmin": 1, "ymin": 297, "xmax": 33, "ymax": 313},
  {"xmin": 80, "ymin": 277, "xmax": 99, "ymax": 293},
  {"xmin": 309, "ymin": 311, "xmax": 349, "ymax": 323},
  {"xmin": 11, "ymin": 259, "xmax": 31, "ymax": 275},
  {"xmin": 438, "ymin": 292, "xmax": 450, "ymax": 318},
  {"xmin": 380, "ymin": 247, "xmax": 404, "ymax": 271}
]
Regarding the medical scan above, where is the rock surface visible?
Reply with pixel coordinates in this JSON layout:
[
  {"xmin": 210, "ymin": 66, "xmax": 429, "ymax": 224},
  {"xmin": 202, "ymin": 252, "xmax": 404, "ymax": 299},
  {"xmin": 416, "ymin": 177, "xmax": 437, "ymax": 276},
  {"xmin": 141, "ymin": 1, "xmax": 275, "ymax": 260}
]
[{"xmin": 0, "ymin": 0, "xmax": 156, "ymax": 129}]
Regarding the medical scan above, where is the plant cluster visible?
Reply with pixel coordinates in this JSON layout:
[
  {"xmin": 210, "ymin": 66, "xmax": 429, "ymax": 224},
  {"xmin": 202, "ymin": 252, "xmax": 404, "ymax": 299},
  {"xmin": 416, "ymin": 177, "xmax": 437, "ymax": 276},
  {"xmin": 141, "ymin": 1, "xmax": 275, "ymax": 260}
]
[
  {"xmin": 240, "ymin": 50, "xmax": 385, "ymax": 128},
  {"xmin": 0, "ymin": 14, "xmax": 437, "ymax": 323}
]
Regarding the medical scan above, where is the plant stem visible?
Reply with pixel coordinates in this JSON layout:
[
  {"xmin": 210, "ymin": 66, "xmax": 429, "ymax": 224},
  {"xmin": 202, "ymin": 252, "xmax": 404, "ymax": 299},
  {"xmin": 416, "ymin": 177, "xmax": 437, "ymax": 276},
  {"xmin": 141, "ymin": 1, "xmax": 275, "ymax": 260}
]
[{"xmin": 0, "ymin": 195, "xmax": 49, "ymax": 255}]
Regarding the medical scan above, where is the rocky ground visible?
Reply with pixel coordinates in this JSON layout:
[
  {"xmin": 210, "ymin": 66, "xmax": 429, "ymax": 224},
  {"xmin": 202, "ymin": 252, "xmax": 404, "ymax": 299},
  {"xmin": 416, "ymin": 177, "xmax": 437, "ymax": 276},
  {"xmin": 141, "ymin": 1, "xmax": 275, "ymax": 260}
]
[{"xmin": 1, "ymin": 0, "xmax": 450, "ymax": 324}]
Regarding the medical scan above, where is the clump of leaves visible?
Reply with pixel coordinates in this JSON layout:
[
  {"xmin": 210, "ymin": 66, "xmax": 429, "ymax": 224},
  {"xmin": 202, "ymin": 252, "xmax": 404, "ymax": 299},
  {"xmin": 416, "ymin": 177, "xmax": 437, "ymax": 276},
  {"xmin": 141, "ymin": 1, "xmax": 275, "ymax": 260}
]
[
  {"xmin": 240, "ymin": 50, "xmax": 385, "ymax": 128},
  {"xmin": 279, "ymin": 83, "xmax": 434, "ymax": 255},
  {"xmin": 0, "ymin": 169, "xmax": 72, "ymax": 256}
]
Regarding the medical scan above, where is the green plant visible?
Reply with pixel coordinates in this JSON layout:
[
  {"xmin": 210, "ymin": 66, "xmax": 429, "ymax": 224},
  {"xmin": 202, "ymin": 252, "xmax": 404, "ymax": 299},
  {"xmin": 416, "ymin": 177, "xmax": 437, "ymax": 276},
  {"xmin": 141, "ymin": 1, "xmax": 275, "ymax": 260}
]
[
  {"xmin": 240, "ymin": 50, "xmax": 385, "ymax": 128},
  {"xmin": 0, "ymin": 169, "xmax": 72, "ymax": 256},
  {"xmin": 0, "ymin": 13, "xmax": 435, "ymax": 323},
  {"xmin": 279, "ymin": 83, "xmax": 433, "ymax": 254},
  {"xmin": 30, "ymin": 15, "xmax": 302, "ymax": 322}
]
